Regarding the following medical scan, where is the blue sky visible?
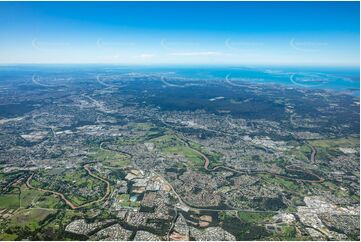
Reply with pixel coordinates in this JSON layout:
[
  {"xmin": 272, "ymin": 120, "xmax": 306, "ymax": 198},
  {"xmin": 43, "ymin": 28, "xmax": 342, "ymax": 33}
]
[{"xmin": 0, "ymin": 1, "xmax": 359, "ymax": 66}]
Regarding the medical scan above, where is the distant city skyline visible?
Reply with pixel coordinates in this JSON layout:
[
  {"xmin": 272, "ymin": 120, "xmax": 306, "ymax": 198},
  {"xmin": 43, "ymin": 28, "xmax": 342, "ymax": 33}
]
[{"xmin": 0, "ymin": 1, "xmax": 359, "ymax": 67}]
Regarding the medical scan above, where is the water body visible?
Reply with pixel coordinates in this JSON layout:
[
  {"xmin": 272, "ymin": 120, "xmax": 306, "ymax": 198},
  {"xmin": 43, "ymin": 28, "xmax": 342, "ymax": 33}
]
[
  {"xmin": 166, "ymin": 66, "xmax": 360, "ymax": 94},
  {"xmin": 0, "ymin": 65, "xmax": 359, "ymax": 94}
]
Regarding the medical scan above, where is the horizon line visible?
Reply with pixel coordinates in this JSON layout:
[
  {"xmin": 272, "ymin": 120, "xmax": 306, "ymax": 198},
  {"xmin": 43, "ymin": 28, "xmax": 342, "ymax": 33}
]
[{"xmin": 0, "ymin": 63, "xmax": 360, "ymax": 69}]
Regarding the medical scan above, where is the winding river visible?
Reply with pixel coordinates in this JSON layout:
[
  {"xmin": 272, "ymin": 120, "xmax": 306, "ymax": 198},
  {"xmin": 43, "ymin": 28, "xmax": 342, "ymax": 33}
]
[{"xmin": 26, "ymin": 164, "xmax": 111, "ymax": 209}]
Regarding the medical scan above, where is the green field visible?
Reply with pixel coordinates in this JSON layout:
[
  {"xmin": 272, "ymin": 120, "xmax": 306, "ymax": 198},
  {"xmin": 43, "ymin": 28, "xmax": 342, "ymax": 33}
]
[
  {"xmin": 0, "ymin": 233, "xmax": 18, "ymax": 241},
  {"xmin": 151, "ymin": 134, "xmax": 205, "ymax": 168},
  {"xmin": 285, "ymin": 144, "xmax": 311, "ymax": 162},
  {"xmin": 116, "ymin": 135, "xmax": 142, "ymax": 146},
  {"xmin": 188, "ymin": 140, "xmax": 223, "ymax": 168},
  {"xmin": 219, "ymin": 211, "xmax": 271, "ymax": 240},
  {"xmin": 0, "ymin": 193, "xmax": 19, "ymax": 209},
  {"xmin": 284, "ymin": 137, "xmax": 359, "ymax": 164},
  {"xmin": 309, "ymin": 137, "xmax": 359, "ymax": 161},
  {"xmin": 31, "ymin": 168, "xmax": 104, "ymax": 207},
  {"xmin": 309, "ymin": 136, "xmax": 359, "ymax": 149},
  {"xmin": 260, "ymin": 174, "xmax": 302, "ymax": 192},
  {"xmin": 20, "ymin": 185, "xmax": 60, "ymax": 209},
  {"xmin": 237, "ymin": 211, "xmax": 275, "ymax": 223},
  {"xmin": 10, "ymin": 208, "xmax": 56, "ymax": 231},
  {"xmin": 90, "ymin": 148, "xmax": 131, "ymax": 168}
]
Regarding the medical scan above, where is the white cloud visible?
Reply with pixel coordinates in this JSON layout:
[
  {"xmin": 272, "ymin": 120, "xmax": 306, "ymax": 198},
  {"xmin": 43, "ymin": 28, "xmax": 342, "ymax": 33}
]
[
  {"xmin": 168, "ymin": 51, "xmax": 222, "ymax": 56},
  {"xmin": 134, "ymin": 53, "xmax": 154, "ymax": 59}
]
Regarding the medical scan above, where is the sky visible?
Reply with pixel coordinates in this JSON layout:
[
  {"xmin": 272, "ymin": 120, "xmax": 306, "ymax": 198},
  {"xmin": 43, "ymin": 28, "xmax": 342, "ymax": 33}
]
[{"xmin": 0, "ymin": 1, "xmax": 359, "ymax": 67}]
